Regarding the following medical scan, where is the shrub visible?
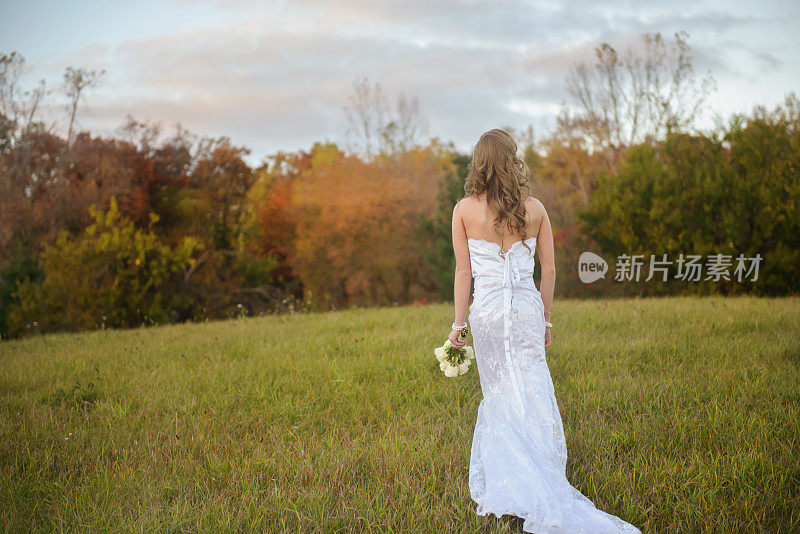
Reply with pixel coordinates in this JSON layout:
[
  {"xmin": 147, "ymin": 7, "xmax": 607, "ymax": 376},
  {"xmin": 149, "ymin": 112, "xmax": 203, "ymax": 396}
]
[{"xmin": 7, "ymin": 197, "xmax": 199, "ymax": 336}]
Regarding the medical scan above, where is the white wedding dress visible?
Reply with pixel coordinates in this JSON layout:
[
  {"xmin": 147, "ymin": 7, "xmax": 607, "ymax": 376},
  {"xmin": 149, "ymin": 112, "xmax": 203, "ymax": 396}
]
[{"xmin": 466, "ymin": 236, "xmax": 640, "ymax": 534}]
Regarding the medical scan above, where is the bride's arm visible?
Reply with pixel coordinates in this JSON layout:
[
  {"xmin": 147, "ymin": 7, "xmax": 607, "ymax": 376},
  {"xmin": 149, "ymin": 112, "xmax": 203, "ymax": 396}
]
[
  {"xmin": 451, "ymin": 200, "xmax": 472, "ymax": 337},
  {"xmin": 536, "ymin": 201, "xmax": 556, "ymax": 324}
]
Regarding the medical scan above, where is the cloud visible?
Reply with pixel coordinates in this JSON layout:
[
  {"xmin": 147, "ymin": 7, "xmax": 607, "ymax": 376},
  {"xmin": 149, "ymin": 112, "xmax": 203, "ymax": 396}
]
[{"xmin": 23, "ymin": 0, "xmax": 799, "ymax": 160}]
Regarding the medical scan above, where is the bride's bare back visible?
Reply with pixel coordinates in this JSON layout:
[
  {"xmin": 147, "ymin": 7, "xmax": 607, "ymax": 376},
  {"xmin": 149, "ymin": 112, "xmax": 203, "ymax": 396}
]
[{"xmin": 459, "ymin": 194, "xmax": 545, "ymax": 253}]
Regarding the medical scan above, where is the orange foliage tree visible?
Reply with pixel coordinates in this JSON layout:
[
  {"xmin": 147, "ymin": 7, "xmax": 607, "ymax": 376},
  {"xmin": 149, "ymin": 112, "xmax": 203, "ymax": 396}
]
[
  {"xmin": 291, "ymin": 142, "xmax": 454, "ymax": 308},
  {"xmin": 247, "ymin": 151, "xmax": 311, "ymax": 288}
]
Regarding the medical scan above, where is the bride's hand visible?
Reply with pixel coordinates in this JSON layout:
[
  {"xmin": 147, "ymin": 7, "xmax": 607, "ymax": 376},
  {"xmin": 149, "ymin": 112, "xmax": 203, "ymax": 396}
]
[
  {"xmin": 449, "ymin": 329, "xmax": 467, "ymax": 348},
  {"xmin": 544, "ymin": 327, "xmax": 551, "ymax": 349}
]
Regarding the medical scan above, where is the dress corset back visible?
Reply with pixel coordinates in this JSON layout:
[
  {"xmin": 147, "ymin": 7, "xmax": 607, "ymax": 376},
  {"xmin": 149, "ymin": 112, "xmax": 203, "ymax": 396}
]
[
  {"xmin": 467, "ymin": 235, "xmax": 543, "ymax": 415},
  {"xmin": 468, "ymin": 236, "xmax": 537, "ymax": 288}
]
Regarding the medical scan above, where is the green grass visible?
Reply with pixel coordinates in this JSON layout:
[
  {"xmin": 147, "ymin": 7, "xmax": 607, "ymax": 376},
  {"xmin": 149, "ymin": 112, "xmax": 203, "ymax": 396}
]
[{"xmin": 1, "ymin": 296, "xmax": 799, "ymax": 532}]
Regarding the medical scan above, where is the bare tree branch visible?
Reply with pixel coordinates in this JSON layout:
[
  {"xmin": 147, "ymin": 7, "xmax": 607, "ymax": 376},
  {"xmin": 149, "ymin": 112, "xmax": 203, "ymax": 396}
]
[
  {"xmin": 343, "ymin": 76, "xmax": 427, "ymax": 157},
  {"xmin": 564, "ymin": 31, "xmax": 716, "ymax": 168},
  {"xmin": 62, "ymin": 66, "xmax": 105, "ymax": 148}
]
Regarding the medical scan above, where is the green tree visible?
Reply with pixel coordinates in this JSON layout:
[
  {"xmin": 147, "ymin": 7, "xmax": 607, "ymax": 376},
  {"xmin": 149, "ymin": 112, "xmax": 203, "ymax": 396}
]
[
  {"xmin": 0, "ymin": 234, "xmax": 41, "ymax": 339},
  {"xmin": 8, "ymin": 197, "xmax": 199, "ymax": 336},
  {"xmin": 416, "ymin": 152, "xmax": 470, "ymax": 300},
  {"xmin": 722, "ymin": 94, "xmax": 800, "ymax": 294},
  {"xmin": 579, "ymin": 134, "xmax": 731, "ymax": 295},
  {"xmin": 578, "ymin": 94, "xmax": 800, "ymax": 295}
]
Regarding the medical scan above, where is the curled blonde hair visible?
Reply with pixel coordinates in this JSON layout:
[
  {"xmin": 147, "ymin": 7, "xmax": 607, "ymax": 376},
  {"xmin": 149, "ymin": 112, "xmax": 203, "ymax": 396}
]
[{"xmin": 464, "ymin": 128, "xmax": 534, "ymax": 252}]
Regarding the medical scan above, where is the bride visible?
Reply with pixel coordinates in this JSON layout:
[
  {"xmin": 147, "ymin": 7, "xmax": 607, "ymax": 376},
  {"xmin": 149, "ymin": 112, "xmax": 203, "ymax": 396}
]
[{"xmin": 448, "ymin": 129, "xmax": 640, "ymax": 533}]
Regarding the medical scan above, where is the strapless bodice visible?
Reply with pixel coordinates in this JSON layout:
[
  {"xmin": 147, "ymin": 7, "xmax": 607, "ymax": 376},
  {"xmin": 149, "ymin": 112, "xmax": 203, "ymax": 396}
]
[{"xmin": 467, "ymin": 236, "xmax": 537, "ymax": 290}]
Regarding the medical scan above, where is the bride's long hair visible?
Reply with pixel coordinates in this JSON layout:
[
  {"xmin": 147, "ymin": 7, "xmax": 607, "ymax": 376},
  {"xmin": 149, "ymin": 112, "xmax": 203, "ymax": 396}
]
[{"xmin": 464, "ymin": 128, "xmax": 534, "ymax": 251}]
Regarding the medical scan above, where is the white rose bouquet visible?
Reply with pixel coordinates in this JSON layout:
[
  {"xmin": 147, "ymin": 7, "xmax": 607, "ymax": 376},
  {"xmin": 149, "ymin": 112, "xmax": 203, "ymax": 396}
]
[{"xmin": 434, "ymin": 338, "xmax": 474, "ymax": 377}]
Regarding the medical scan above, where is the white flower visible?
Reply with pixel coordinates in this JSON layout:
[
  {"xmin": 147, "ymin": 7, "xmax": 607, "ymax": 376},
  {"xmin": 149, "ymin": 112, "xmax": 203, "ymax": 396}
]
[
  {"xmin": 439, "ymin": 361, "xmax": 448, "ymax": 371},
  {"xmin": 443, "ymin": 338, "xmax": 452, "ymax": 348},
  {"xmin": 444, "ymin": 365, "xmax": 460, "ymax": 378},
  {"xmin": 458, "ymin": 360, "xmax": 471, "ymax": 375},
  {"xmin": 434, "ymin": 346, "xmax": 447, "ymax": 362},
  {"xmin": 464, "ymin": 346, "xmax": 474, "ymax": 358}
]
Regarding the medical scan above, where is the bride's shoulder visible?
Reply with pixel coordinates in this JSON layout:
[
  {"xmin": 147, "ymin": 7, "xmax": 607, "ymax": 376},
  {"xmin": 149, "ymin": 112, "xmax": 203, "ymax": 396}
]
[
  {"xmin": 455, "ymin": 195, "xmax": 478, "ymax": 211},
  {"xmin": 525, "ymin": 196, "xmax": 548, "ymax": 235},
  {"xmin": 525, "ymin": 195, "xmax": 547, "ymax": 213}
]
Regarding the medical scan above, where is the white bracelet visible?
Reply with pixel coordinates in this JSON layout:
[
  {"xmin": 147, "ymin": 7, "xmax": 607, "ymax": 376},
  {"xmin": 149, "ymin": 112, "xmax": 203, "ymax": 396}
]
[
  {"xmin": 452, "ymin": 322, "xmax": 467, "ymax": 330},
  {"xmin": 544, "ymin": 321, "xmax": 553, "ymax": 328}
]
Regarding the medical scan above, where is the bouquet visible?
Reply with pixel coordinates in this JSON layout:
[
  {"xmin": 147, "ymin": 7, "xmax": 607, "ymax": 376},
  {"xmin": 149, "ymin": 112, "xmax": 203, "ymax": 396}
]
[{"xmin": 434, "ymin": 337, "xmax": 475, "ymax": 377}]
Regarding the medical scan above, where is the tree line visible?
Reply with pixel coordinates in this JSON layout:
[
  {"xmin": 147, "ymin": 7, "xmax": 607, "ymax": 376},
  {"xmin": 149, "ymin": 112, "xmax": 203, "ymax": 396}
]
[{"xmin": 1, "ymin": 32, "xmax": 797, "ymax": 339}]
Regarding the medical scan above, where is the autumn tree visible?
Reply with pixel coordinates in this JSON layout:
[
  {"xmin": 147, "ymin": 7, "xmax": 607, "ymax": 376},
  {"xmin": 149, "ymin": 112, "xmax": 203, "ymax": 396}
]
[
  {"xmin": 0, "ymin": 51, "xmax": 50, "ymax": 253},
  {"xmin": 1, "ymin": 53, "xmax": 110, "ymax": 266},
  {"xmin": 292, "ymin": 141, "xmax": 452, "ymax": 308},
  {"xmin": 249, "ymin": 152, "xmax": 307, "ymax": 285},
  {"xmin": 116, "ymin": 116, "xmax": 196, "ymax": 241},
  {"xmin": 190, "ymin": 136, "xmax": 254, "ymax": 250},
  {"xmin": 0, "ymin": 52, "xmax": 61, "ymax": 333},
  {"xmin": 0, "ymin": 78, "xmax": 60, "ymax": 334}
]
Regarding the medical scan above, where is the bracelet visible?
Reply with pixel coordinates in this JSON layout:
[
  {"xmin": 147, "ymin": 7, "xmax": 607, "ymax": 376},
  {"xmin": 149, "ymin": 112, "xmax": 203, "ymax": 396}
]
[
  {"xmin": 544, "ymin": 321, "xmax": 553, "ymax": 328},
  {"xmin": 451, "ymin": 321, "xmax": 467, "ymax": 331}
]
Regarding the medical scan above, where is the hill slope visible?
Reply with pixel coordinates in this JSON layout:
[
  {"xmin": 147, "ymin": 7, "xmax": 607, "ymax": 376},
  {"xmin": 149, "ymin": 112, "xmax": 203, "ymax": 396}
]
[{"xmin": 1, "ymin": 297, "xmax": 799, "ymax": 532}]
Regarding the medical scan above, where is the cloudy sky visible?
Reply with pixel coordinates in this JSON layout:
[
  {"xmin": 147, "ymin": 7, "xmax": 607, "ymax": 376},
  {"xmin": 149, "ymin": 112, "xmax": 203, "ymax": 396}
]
[{"xmin": 2, "ymin": 0, "xmax": 798, "ymax": 163}]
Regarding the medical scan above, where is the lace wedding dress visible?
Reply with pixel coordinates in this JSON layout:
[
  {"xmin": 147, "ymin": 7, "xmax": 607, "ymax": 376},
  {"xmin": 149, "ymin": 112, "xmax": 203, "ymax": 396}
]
[{"xmin": 466, "ymin": 236, "xmax": 640, "ymax": 534}]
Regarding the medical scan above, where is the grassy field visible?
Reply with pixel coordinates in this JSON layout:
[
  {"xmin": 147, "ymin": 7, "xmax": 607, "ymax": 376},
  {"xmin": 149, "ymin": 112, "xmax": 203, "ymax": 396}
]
[{"xmin": 1, "ymin": 296, "xmax": 799, "ymax": 532}]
